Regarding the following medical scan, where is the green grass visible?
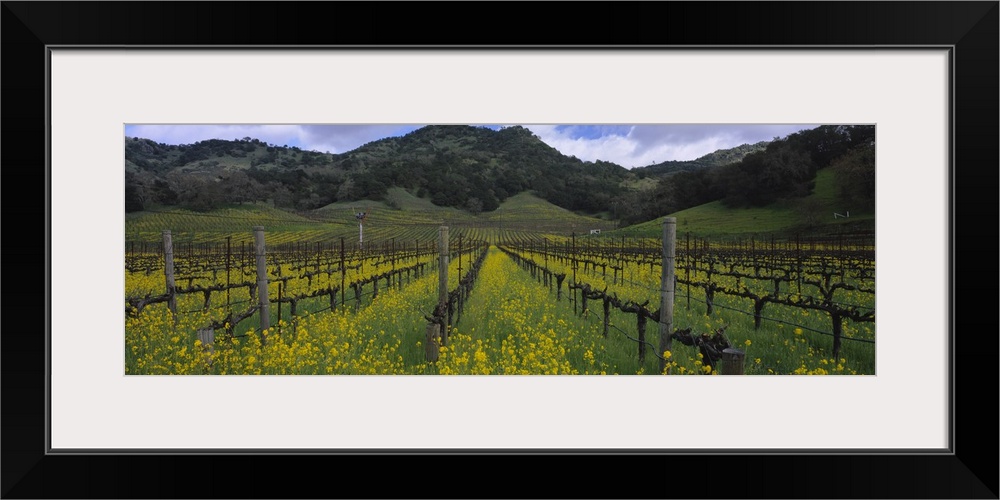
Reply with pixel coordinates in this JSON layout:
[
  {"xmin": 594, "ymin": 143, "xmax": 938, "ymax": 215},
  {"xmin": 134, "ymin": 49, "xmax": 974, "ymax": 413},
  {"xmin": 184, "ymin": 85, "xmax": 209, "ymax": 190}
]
[
  {"xmin": 616, "ymin": 168, "xmax": 875, "ymax": 239},
  {"xmin": 125, "ymin": 203, "xmax": 334, "ymax": 243},
  {"xmin": 316, "ymin": 187, "xmax": 465, "ymax": 217},
  {"xmin": 481, "ymin": 192, "xmax": 616, "ymax": 235},
  {"xmin": 442, "ymin": 246, "xmax": 655, "ymax": 374},
  {"xmin": 619, "ymin": 176, "xmax": 658, "ymax": 191},
  {"xmin": 126, "ymin": 190, "xmax": 616, "ymax": 245}
]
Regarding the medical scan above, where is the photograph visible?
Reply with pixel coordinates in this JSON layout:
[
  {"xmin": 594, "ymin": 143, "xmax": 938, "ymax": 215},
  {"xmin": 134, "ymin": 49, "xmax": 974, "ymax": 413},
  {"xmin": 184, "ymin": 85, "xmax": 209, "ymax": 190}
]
[
  {"xmin": 47, "ymin": 46, "xmax": 955, "ymax": 455},
  {"xmin": 124, "ymin": 123, "xmax": 877, "ymax": 376},
  {"xmin": 3, "ymin": 0, "xmax": 994, "ymax": 497}
]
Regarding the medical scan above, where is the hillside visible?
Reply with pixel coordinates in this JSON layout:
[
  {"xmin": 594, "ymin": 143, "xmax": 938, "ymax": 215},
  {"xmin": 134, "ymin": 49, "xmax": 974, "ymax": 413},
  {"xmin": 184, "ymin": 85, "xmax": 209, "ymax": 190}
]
[
  {"xmin": 631, "ymin": 141, "xmax": 769, "ymax": 177},
  {"xmin": 124, "ymin": 189, "xmax": 615, "ymax": 245},
  {"xmin": 616, "ymin": 168, "xmax": 875, "ymax": 239},
  {"xmin": 125, "ymin": 124, "xmax": 874, "ymax": 239},
  {"xmin": 125, "ymin": 125, "xmax": 634, "ymax": 215}
]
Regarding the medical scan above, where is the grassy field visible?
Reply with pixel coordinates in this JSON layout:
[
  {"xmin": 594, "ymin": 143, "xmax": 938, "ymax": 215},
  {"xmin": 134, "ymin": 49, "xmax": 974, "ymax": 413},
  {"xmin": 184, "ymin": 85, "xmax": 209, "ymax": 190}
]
[{"xmin": 126, "ymin": 189, "xmax": 616, "ymax": 247}]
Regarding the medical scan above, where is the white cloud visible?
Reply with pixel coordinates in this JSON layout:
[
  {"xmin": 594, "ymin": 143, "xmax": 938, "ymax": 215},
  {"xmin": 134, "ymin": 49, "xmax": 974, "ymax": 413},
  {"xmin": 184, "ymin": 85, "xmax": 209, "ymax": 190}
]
[
  {"xmin": 526, "ymin": 125, "xmax": 637, "ymax": 164},
  {"xmin": 525, "ymin": 124, "xmax": 817, "ymax": 168},
  {"xmin": 296, "ymin": 125, "xmax": 419, "ymax": 154}
]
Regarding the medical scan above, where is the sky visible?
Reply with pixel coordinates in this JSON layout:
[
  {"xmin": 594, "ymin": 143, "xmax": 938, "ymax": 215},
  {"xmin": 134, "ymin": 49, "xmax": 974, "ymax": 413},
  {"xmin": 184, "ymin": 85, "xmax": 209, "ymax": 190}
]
[{"xmin": 124, "ymin": 124, "xmax": 819, "ymax": 169}]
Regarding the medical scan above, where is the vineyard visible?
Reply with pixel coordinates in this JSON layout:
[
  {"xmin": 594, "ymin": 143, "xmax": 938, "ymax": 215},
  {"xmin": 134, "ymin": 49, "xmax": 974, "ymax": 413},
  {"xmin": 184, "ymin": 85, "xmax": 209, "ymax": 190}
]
[
  {"xmin": 125, "ymin": 215, "xmax": 875, "ymax": 375},
  {"xmin": 125, "ymin": 192, "xmax": 616, "ymax": 246}
]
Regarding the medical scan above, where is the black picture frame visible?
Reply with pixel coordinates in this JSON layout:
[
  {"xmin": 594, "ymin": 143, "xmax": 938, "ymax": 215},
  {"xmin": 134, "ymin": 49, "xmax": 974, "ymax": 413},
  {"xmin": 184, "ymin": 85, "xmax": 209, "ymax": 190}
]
[{"xmin": 3, "ymin": 2, "xmax": 996, "ymax": 498}]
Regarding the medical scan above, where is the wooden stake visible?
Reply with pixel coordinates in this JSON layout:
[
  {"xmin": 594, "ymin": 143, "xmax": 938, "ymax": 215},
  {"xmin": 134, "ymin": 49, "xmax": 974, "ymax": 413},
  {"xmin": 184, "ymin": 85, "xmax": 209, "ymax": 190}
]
[
  {"xmin": 425, "ymin": 323, "xmax": 440, "ymax": 362},
  {"xmin": 254, "ymin": 226, "xmax": 270, "ymax": 344},
  {"xmin": 226, "ymin": 236, "xmax": 231, "ymax": 307},
  {"xmin": 438, "ymin": 226, "xmax": 449, "ymax": 345},
  {"xmin": 721, "ymin": 348, "xmax": 745, "ymax": 375},
  {"xmin": 340, "ymin": 237, "xmax": 346, "ymax": 307},
  {"xmin": 659, "ymin": 217, "xmax": 676, "ymax": 373},
  {"xmin": 197, "ymin": 327, "xmax": 215, "ymax": 369},
  {"xmin": 162, "ymin": 230, "xmax": 177, "ymax": 321}
]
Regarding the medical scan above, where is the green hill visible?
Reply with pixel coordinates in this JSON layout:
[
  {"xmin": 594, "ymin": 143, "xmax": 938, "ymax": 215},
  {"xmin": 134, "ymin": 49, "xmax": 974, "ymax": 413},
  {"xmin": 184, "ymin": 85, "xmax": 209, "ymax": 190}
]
[
  {"xmin": 125, "ymin": 125, "xmax": 875, "ymax": 238},
  {"xmin": 313, "ymin": 187, "xmax": 476, "ymax": 227},
  {"xmin": 615, "ymin": 169, "xmax": 874, "ymax": 239},
  {"xmin": 631, "ymin": 141, "xmax": 770, "ymax": 176},
  {"xmin": 125, "ymin": 126, "xmax": 633, "ymax": 214},
  {"xmin": 125, "ymin": 189, "xmax": 616, "ymax": 245},
  {"xmin": 125, "ymin": 168, "xmax": 873, "ymax": 244}
]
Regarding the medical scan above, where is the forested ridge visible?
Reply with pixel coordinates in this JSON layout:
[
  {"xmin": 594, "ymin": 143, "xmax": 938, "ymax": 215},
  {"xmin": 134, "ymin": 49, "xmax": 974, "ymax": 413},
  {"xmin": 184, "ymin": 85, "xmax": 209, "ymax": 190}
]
[{"xmin": 125, "ymin": 125, "xmax": 874, "ymax": 229}]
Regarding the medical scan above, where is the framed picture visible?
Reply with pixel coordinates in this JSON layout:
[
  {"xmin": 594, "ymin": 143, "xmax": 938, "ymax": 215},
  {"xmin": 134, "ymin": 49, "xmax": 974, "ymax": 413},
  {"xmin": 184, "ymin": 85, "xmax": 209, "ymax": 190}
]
[{"xmin": 6, "ymin": 2, "xmax": 996, "ymax": 498}]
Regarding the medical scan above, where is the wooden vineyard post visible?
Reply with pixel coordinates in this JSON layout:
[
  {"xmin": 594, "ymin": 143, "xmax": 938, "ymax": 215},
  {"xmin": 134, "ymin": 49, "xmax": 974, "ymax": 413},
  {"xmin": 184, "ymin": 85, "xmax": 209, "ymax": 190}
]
[
  {"xmin": 796, "ymin": 233, "xmax": 802, "ymax": 294},
  {"xmin": 659, "ymin": 217, "xmax": 676, "ymax": 374},
  {"xmin": 770, "ymin": 234, "xmax": 775, "ymax": 269},
  {"xmin": 393, "ymin": 238, "xmax": 400, "ymax": 290},
  {"xmin": 721, "ymin": 348, "xmax": 745, "ymax": 375},
  {"xmin": 425, "ymin": 323, "xmax": 440, "ymax": 362},
  {"xmin": 438, "ymin": 226, "xmax": 449, "ymax": 346},
  {"xmin": 162, "ymin": 230, "xmax": 177, "ymax": 322},
  {"xmin": 686, "ymin": 232, "xmax": 691, "ymax": 310},
  {"xmin": 572, "ymin": 232, "xmax": 577, "ymax": 315},
  {"xmin": 226, "ymin": 236, "xmax": 231, "ymax": 307},
  {"xmin": 340, "ymin": 237, "xmax": 346, "ymax": 307},
  {"xmin": 544, "ymin": 239, "xmax": 551, "ymax": 291},
  {"xmin": 254, "ymin": 226, "xmax": 270, "ymax": 345},
  {"xmin": 831, "ymin": 312, "xmax": 844, "ymax": 361},
  {"xmin": 197, "ymin": 327, "xmax": 215, "ymax": 369},
  {"xmin": 457, "ymin": 234, "xmax": 463, "ymax": 320}
]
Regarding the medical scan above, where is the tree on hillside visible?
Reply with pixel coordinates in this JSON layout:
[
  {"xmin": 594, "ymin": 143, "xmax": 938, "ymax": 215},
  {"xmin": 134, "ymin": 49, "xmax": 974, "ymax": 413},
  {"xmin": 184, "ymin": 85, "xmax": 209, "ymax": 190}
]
[
  {"xmin": 717, "ymin": 140, "xmax": 815, "ymax": 208},
  {"xmin": 125, "ymin": 172, "xmax": 145, "ymax": 212},
  {"xmin": 832, "ymin": 141, "xmax": 876, "ymax": 210},
  {"xmin": 785, "ymin": 124, "xmax": 875, "ymax": 168},
  {"xmin": 147, "ymin": 178, "xmax": 178, "ymax": 205},
  {"xmin": 336, "ymin": 178, "xmax": 355, "ymax": 201},
  {"xmin": 220, "ymin": 171, "xmax": 263, "ymax": 205},
  {"xmin": 271, "ymin": 184, "xmax": 295, "ymax": 208},
  {"xmin": 610, "ymin": 198, "xmax": 643, "ymax": 227},
  {"xmin": 759, "ymin": 141, "xmax": 816, "ymax": 198},
  {"xmin": 466, "ymin": 197, "xmax": 484, "ymax": 215},
  {"xmin": 168, "ymin": 173, "xmax": 222, "ymax": 212},
  {"xmin": 714, "ymin": 154, "xmax": 761, "ymax": 207},
  {"xmin": 350, "ymin": 171, "xmax": 389, "ymax": 201}
]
